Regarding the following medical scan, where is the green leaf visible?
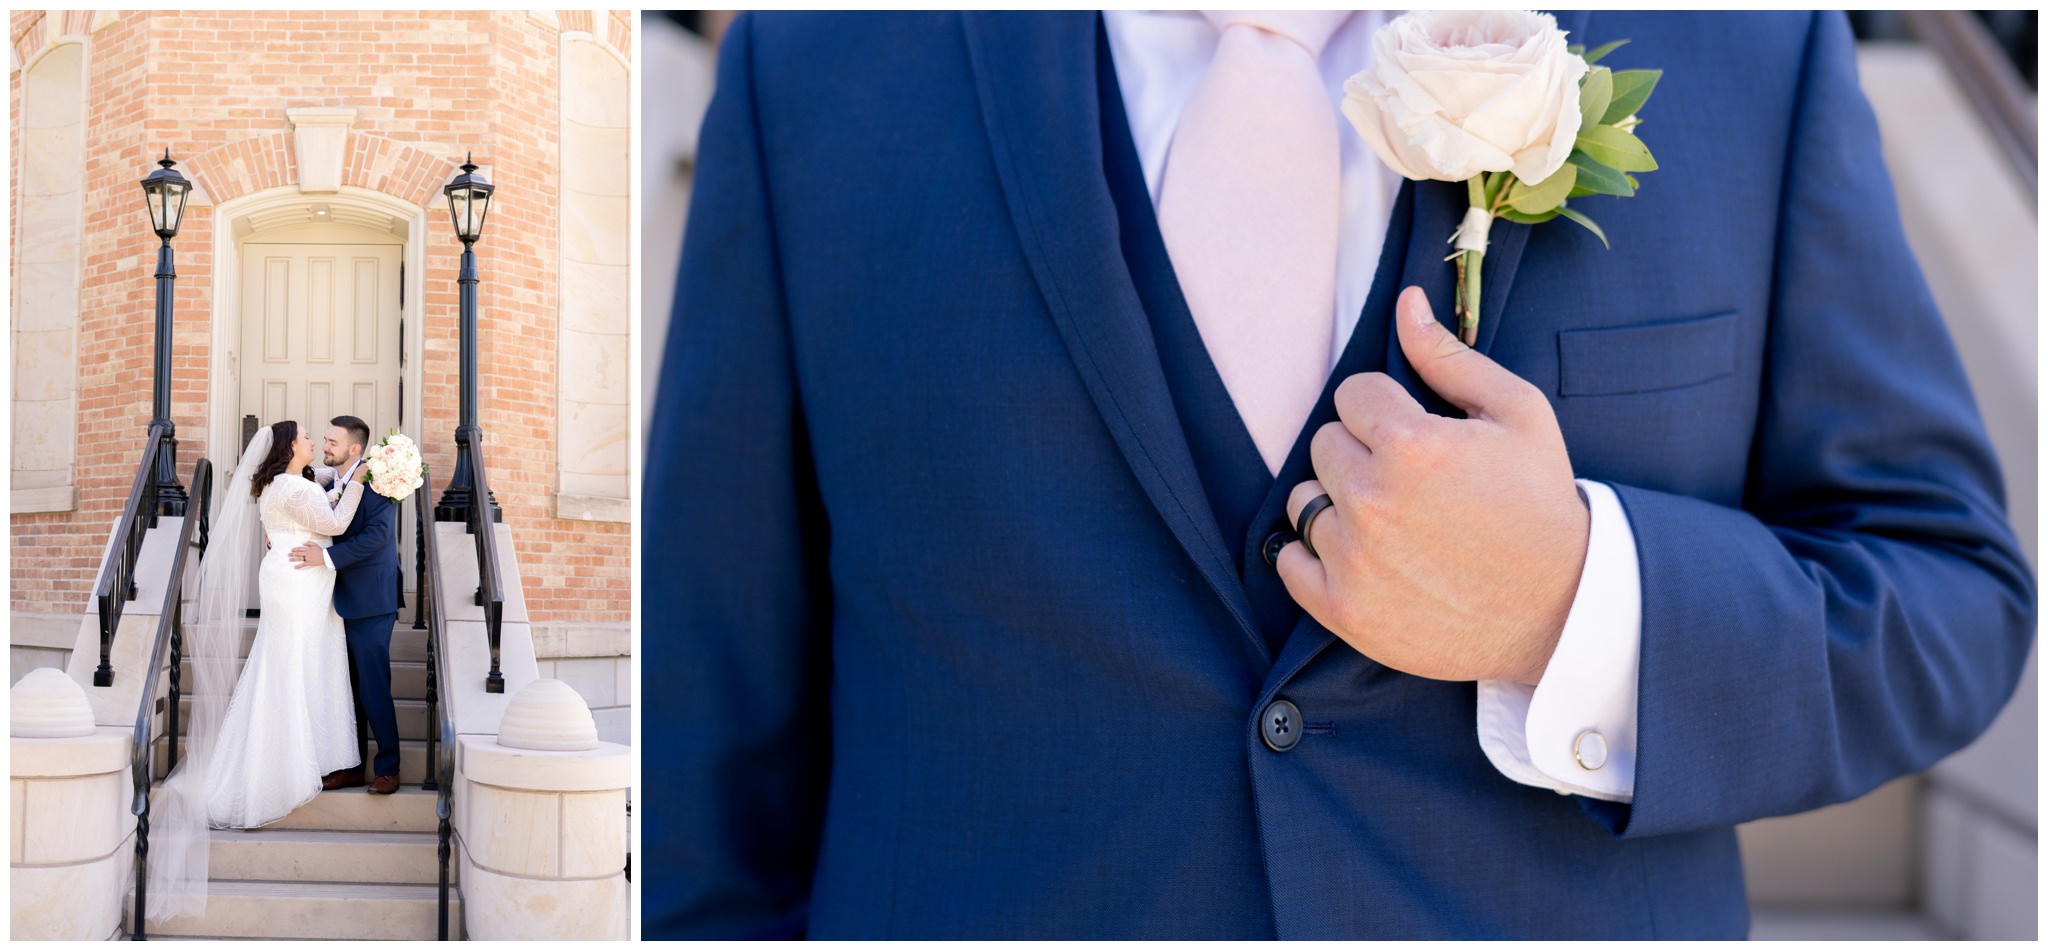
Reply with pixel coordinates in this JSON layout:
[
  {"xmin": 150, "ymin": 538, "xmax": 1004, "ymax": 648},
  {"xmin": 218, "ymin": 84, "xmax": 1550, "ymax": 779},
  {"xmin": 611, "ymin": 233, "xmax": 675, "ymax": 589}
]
[
  {"xmin": 1556, "ymin": 204, "xmax": 1610, "ymax": 249},
  {"xmin": 1601, "ymin": 69, "xmax": 1662, "ymax": 125},
  {"xmin": 1578, "ymin": 67, "xmax": 1612, "ymax": 131},
  {"xmin": 1566, "ymin": 151, "xmax": 1635, "ymax": 197},
  {"xmin": 1574, "ymin": 125, "xmax": 1658, "ymax": 173},
  {"xmin": 1497, "ymin": 207, "xmax": 1561, "ymax": 226},
  {"xmin": 1567, "ymin": 42, "xmax": 1585, "ymax": 56},
  {"xmin": 1507, "ymin": 163, "xmax": 1577, "ymax": 216},
  {"xmin": 1579, "ymin": 38, "xmax": 1628, "ymax": 65},
  {"xmin": 1481, "ymin": 170, "xmax": 1509, "ymax": 209}
]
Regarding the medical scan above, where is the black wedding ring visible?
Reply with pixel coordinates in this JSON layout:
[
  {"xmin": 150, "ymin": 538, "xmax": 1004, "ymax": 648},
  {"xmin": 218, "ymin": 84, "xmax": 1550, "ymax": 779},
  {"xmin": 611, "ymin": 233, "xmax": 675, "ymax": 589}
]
[{"xmin": 1295, "ymin": 494, "xmax": 1335, "ymax": 560}]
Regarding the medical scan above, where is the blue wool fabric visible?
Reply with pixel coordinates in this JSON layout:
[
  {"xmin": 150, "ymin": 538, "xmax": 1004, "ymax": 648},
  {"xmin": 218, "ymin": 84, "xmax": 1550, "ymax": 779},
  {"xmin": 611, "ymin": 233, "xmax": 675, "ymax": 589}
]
[{"xmin": 643, "ymin": 11, "xmax": 2035, "ymax": 938}]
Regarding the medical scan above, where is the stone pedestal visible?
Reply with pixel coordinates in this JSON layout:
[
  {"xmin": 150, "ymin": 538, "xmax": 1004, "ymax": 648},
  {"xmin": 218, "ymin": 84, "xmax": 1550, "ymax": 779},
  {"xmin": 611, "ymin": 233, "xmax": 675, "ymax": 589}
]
[
  {"xmin": 453, "ymin": 679, "xmax": 629, "ymax": 939},
  {"xmin": 11, "ymin": 669, "xmax": 133, "ymax": 940}
]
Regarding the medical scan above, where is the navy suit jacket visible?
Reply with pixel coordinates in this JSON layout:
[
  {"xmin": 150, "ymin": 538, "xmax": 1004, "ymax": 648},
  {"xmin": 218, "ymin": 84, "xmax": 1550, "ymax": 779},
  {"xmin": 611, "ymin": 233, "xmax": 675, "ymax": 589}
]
[
  {"xmin": 644, "ymin": 11, "xmax": 2035, "ymax": 939},
  {"xmin": 329, "ymin": 482, "xmax": 400, "ymax": 621}
]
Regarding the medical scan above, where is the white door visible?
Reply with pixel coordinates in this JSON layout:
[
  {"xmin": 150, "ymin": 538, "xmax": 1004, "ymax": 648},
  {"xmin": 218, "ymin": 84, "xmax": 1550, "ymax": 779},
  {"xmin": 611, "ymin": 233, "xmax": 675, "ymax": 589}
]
[{"xmin": 238, "ymin": 242, "xmax": 403, "ymax": 450}]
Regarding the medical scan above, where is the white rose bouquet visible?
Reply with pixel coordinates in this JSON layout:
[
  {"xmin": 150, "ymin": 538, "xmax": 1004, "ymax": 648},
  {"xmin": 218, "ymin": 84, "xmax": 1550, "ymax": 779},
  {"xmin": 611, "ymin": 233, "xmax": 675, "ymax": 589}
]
[
  {"xmin": 362, "ymin": 431, "xmax": 426, "ymax": 503},
  {"xmin": 1343, "ymin": 11, "xmax": 1661, "ymax": 344}
]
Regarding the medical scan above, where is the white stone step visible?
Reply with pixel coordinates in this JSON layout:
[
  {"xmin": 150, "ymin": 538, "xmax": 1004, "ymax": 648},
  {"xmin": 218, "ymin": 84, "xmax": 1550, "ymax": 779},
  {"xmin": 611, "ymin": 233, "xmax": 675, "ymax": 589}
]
[
  {"xmin": 267, "ymin": 786, "xmax": 441, "ymax": 834},
  {"xmin": 131, "ymin": 880, "xmax": 461, "ymax": 940},
  {"xmin": 183, "ymin": 659, "xmax": 433, "ymax": 701},
  {"xmin": 203, "ymin": 622, "xmax": 435, "ymax": 666},
  {"xmin": 154, "ymin": 737, "xmax": 440, "ymax": 786},
  {"xmin": 207, "ymin": 827, "xmax": 450, "ymax": 885},
  {"xmin": 177, "ymin": 696, "xmax": 435, "ymax": 741}
]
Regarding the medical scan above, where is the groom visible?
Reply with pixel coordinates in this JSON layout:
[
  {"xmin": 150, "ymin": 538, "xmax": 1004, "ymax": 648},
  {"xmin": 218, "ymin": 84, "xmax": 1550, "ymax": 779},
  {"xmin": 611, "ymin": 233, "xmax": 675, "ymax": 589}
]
[
  {"xmin": 292, "ymin": 414, "xmax": 403, "ymax": 796},
  {"xmin": 646, "ymin": 11, "xmax": 2034, "ymax": 938}
]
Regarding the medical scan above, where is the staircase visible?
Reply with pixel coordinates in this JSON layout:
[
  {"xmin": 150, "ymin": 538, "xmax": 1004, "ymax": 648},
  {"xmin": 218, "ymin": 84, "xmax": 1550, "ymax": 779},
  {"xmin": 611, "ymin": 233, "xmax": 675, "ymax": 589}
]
[{"xmin": 122, "ymin": 615, "xmax": 462, "ymax": 940}]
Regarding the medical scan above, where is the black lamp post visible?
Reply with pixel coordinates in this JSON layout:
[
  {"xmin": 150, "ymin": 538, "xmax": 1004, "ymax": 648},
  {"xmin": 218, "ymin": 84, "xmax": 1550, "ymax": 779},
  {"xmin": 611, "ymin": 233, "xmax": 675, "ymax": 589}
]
[
  {"xmin": 140, "ymin": 150, "xmax": 191, "ymax": 516},
  {"xmin": 433, "ymin": 154, "xmax": 501, "ymax": 524}
]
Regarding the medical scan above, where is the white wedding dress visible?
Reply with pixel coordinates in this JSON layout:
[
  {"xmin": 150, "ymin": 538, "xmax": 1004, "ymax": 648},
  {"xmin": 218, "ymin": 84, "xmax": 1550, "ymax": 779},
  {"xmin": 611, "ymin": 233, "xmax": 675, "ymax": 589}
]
[{"xmin": 203, "ymin": 473, "xmax": 366, "ymax": 829}]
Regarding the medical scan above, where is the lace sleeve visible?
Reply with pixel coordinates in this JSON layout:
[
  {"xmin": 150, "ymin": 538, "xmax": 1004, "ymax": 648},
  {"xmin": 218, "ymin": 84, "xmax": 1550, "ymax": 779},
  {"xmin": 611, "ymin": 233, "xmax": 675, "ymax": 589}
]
[{"xmin": 284, "ymin": 478, "xmax": 365, "ymax": 535}]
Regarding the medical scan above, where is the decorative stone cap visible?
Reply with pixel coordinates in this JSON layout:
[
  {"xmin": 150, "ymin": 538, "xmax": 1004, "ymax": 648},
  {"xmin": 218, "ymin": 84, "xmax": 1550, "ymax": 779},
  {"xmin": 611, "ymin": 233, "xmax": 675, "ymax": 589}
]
[
  {"xmin": 460, "ymin": 735, "xmax": 630, "ymax": 791},
  {"xmin": 11, "ymin": 667, "xmax": 95, "ymax": 738},
  {"xmin": 497, "ymin": 678, "xmax": 599, "ymax": 752}
]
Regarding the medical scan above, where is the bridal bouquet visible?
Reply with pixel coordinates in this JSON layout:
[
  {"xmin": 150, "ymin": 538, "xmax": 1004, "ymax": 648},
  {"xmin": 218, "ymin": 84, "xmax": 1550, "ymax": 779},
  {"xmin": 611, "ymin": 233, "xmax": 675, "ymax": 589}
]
[
  {"xmin": 363, "ymin": 432, "xmax": 427, "ymax": 503},
  {"xmin": 1343, "ymin": 10, "xmax": 1661, "ymax": 344}
]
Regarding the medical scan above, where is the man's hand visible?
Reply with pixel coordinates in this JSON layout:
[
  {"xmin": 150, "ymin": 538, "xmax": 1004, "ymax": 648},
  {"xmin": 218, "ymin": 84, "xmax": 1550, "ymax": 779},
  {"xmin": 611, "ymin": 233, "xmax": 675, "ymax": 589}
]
[
  {"xmin": 1276, "ymin": 286, "xmax": 1589, "ymax": 686},
  {"xmin": 290, "ymin": 542, "xmax": 328, "ymax": 570}
]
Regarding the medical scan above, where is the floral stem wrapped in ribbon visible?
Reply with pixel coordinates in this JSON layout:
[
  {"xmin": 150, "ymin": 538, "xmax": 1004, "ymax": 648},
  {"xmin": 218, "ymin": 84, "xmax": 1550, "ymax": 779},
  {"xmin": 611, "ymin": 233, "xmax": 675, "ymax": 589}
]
[
  {"xmin": 363, "ymin": 431, "xmax": 427, "ymax": 503},
  {"xmin": 1343, "ymin": 10, "xmax": 1660, "ymax": 345}
]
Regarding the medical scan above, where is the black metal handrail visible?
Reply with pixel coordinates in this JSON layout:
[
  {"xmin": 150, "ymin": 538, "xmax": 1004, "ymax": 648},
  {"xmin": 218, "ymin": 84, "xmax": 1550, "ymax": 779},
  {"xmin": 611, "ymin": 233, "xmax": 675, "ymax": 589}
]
[
  {"xmin": 94, "ymin": 422, "xmax": 176, "ymax": 687},
  {"xmin": 127, "ymin": 457, "xmax": 212, "ymax": 942},
  {"xmin": 464, "ymin": 439, "xmax": 506, "ymax": 694},
  {"xmin": 415, "ymin": 467, "xmax": 458, "ymax": 940},
  {"xmin": 1901, "ymin": 10, "xmax": 2038, "ymax": 197}
]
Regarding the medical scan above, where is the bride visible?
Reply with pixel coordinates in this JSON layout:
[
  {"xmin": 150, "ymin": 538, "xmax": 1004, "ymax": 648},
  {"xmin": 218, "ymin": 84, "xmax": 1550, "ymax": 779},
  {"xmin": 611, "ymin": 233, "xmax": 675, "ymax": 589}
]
[{"xmin": 145, "ymin": 420, "xmax": 368, "ymax": 921}]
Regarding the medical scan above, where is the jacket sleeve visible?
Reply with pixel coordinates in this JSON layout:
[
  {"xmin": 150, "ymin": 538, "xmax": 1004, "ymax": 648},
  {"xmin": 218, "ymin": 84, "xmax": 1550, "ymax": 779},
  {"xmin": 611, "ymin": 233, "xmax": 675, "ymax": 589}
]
[
  {"xmin": 1605, "ymin": 12, "xmax": 2036, "ymax": 838},
  {"xmin": 642, "ymin": 14, "xmax": 836, "ymax": 938},
  {"xmin": 324, "ymin": 491, "xmax": 393, "ymax": 572}
]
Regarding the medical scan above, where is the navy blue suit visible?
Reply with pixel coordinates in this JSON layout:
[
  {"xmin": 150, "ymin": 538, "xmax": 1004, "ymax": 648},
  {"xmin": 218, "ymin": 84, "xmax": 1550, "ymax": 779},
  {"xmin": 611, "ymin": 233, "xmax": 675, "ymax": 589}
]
[
  {"xmin": 329, "ymin": 477, "xmax": 402, "ymax": 777},
  {"xmin": 645, "ymin": 11, "xmax": 2035, "ymax": 938}
]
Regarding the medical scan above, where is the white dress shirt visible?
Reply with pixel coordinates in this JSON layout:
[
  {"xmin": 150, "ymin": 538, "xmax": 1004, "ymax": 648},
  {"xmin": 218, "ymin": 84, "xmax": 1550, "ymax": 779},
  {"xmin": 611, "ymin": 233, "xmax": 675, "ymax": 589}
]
[{"xmin": 1105, "ymin": 10, "xmax": 1639, "ymax": 802}]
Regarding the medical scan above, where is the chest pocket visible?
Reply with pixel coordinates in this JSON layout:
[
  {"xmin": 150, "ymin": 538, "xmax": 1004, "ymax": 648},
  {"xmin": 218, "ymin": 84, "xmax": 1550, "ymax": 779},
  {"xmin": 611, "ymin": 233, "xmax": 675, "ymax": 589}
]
[{"xmin": 1557, "ymin": 311, "xmax": 1740, "ymax": 397}]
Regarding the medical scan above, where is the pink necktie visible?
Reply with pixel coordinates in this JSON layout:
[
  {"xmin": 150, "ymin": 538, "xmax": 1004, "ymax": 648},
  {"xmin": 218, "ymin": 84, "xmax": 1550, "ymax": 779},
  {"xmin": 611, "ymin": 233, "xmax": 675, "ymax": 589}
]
[{"xmin": 1157, "ymin": 11, "xmax": 1347, "ymax": 476}]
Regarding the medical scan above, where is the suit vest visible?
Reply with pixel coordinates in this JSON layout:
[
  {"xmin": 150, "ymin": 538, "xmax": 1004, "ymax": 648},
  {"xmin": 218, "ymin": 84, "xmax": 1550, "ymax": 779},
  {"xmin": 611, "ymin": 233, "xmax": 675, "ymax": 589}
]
[{"xmin": 1094, "ymin": 22, "xmax": 1416, "ymax": 657}]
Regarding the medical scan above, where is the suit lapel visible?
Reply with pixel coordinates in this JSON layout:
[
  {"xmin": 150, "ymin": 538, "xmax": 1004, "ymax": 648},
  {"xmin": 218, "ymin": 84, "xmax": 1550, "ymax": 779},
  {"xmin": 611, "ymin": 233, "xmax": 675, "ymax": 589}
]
[
  {"xmin": 961, "ymin": 12, "xmax": 1268, "ymax": 662},
  {"xmin": 1385, "ymin": 179, "xmax": 1535, "ymax": 416}
]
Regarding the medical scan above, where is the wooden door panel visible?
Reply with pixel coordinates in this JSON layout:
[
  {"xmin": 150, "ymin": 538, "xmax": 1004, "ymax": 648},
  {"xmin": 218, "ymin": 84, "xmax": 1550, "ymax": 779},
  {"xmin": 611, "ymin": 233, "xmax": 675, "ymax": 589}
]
[
  {"xmin": 239, "ymin": 242, "xmax": 401, "ymax": 439},
  {"xmin": 351, "ymin": 258, "xmax": 381, "ymax": 365},
  {"xmin": 307, "ymin": 257, "xmax": 334, "ymax": 364}
]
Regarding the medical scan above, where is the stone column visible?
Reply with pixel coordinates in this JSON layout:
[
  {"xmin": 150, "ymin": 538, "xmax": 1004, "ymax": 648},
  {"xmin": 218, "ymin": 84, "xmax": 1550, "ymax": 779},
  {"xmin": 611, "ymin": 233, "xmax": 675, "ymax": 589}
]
[
  {"xmin": 456, "ymin": 678, "xmax": 629, "ymax": 939},
  {"xmin": 10, "ymin": 668, "xmax": 133, "ymax": 940}
]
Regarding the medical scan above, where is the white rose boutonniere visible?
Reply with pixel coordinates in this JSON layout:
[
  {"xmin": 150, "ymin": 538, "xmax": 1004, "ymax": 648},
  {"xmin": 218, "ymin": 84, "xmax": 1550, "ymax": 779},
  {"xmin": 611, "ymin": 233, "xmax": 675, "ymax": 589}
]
[{"xmin": 1344, "ymin": 11, "xmax": 1661, "ymax": 344}]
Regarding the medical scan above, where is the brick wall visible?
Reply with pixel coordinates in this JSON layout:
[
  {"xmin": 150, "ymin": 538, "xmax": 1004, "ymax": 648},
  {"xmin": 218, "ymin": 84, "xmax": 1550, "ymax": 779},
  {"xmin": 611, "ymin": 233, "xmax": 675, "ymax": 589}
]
[{"xmin": 10, "ymin": 10, "xmax": 631, "ymax": 626}]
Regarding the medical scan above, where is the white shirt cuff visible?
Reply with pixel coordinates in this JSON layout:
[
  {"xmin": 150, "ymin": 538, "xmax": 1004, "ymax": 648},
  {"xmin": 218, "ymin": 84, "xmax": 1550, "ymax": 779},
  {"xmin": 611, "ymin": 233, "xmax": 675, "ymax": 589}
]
[{"xmin": 1475, "ymin": 479, "xmax": 1640, "ymax": 803}]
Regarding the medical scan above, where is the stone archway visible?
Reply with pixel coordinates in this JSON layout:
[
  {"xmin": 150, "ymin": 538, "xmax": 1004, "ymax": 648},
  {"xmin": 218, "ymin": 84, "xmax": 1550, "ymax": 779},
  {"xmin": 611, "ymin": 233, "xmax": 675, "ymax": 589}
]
[
  {"xmin": 187, "ymin": 130, "xmax": 452, "ymax": 545},
  {"xmin": 182, "ymin": 124, "xmax": 470, "ymax": 612},
  {"xmin": 200, "ymin": 182, "xmax": 433, "ymax": 610},
  {"xmin": 186, "ymin": 128, "xmax": 453, "ymax": 211}
]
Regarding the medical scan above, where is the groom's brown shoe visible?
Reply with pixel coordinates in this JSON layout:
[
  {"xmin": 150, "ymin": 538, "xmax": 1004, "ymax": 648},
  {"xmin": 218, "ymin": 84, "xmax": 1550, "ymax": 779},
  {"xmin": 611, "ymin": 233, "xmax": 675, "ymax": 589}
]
[
  {"xmin": 368, "ymin": 774, "xmax": 401, "ymax": 795},
  {"xmin": 322, "ymin": 769, "xmax": 365, "ymax": 790}
]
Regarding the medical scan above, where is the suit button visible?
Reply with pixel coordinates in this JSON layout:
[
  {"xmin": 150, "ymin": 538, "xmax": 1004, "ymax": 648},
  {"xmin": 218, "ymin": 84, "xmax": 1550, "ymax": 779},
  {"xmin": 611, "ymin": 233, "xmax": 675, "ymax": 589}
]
[
  {"xmin": 1260, "ymin": 699, "xmax": 1301, "ymax": 752},
  {"xmin": 1261, "ymin": 531, "xmax": 1291, "ymax": 567}
]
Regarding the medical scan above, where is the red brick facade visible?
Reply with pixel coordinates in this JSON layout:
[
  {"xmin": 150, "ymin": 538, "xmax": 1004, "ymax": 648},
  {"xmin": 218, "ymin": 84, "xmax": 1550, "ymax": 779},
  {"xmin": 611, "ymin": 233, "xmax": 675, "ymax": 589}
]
[{"xmin": 10, "ymin": 10, "xmax": 633, "ymax": 624}]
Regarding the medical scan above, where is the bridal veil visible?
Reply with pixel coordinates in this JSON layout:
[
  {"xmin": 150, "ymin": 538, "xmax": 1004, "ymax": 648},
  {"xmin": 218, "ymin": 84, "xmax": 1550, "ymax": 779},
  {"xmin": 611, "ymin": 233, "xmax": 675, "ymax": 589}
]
[{"xmin": 145, "ymin": 426, "xmax": 269, "ymax": 922}]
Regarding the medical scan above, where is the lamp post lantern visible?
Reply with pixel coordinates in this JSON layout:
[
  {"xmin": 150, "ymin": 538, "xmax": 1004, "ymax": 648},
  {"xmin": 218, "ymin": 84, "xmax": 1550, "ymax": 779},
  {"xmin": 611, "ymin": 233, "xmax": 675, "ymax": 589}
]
[
  {"xmin": 141, "ymin": 150, "xmax": 191, "ymax": 515},
  {"xmin": 434, "ymin": 154, "xmax": 501, "ymax": 525}
]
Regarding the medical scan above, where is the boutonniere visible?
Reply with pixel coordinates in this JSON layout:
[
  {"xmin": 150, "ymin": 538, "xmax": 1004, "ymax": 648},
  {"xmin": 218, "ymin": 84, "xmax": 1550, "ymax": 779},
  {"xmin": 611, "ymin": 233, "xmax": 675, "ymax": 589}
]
[{"xmin": 1343, "ymin": 11, "xmax": 1661, "ymax": 344}]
